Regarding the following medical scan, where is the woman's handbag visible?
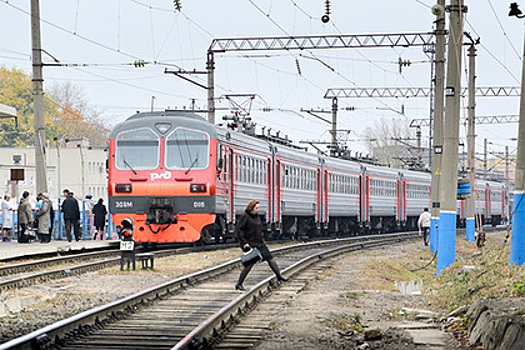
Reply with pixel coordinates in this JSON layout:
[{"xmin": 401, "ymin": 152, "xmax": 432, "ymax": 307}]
[{"xmin": 240, "ymin": 247, "xmax": 262, "ymax": 267}]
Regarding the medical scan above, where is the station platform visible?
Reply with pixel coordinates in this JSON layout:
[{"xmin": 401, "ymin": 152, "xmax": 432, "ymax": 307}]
[{"xmin": 0, "ymin": 239, "xmax": 119, "ymax": 262}]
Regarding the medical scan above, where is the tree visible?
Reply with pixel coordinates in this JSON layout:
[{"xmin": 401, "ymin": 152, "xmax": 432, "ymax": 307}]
[
  {"xmin": 48, "ymin": 82, "xmax": 109, "ymax": 146},
  {"xmin": 362, "ymin": 118, "xmax": 419, "ymax": 169},
  {"xmin": 0, "ymin": 67, "xmax": 109, "ymax": 147}
]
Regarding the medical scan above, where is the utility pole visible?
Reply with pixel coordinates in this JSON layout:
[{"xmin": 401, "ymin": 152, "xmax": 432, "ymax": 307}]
[
  {"xmin": 466, "ymin": 41, "xmax": 477, "ymax": 242},
  {"xmin": 437, "ymin": 0, "xmax": 465, "ymax": 274},
  {"xmin": 416, "ymin": 126, "xmax": 422, "ymax": 170},
  {"xmin": 430, "ymin": 0, "xmax": 446, "ymax": 254},
  {"xmin": 207, "ymin": 52, "xmax": 215, "ymax": 124},
  {"xmin": 31, "ymin": 0, "xmax": 48, "ymax": 194},
  {"xmin": 505, "ymin": 145, "xmax": 511, "ymax": 224},
  {"xmin": 508, "ymin": 0, "xmax": 525, "ymax": 265},
  {"xmin": 331, "ymin": 97, "xmax": 338, "ymax": 155},
  {"xmin": 484, "ymin": 138, "xmax": 489, "ymax": 179},
  {"xmin": 510, "ymin": 3, "xmax": 525, "ymax": 266}
]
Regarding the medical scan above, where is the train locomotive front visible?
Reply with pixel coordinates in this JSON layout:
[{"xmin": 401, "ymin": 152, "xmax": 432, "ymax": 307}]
[{"xmin": 108, "ymin": 112, "xmax": 219, "ymax": 243}]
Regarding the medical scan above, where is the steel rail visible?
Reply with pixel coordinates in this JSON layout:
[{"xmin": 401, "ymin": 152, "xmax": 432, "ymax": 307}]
[
  {"xmin": 0, "ymin": 242, "xmax": 121, "ymax": 263},
  {"xmin": 0, "ymin": 249, "xmax": 120, "ymax": 277},
  {"xmin": 171, "ymin": 234, "xmax": 412, "ymax": 350},
  {"xmin": 0, "ymin": 233, "xmax": 412, "ymax": 350},
  {"xmin": 0, "ymin": 243, "xmax": 242, "ymax": 292}
]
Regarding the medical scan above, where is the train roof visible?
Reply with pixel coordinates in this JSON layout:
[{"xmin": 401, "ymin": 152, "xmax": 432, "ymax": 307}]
[{"xmin": 110, "ymin": 111, "xmax": 218, "ymax": 138}]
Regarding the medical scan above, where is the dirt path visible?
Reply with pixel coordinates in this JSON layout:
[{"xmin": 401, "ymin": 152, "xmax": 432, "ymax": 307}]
[{"xmin": 253, "ymin": 242, "xmax": 467, "ymax": 350}]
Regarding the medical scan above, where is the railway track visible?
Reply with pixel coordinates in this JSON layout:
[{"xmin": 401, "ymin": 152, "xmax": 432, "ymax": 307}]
[
  {"xmin": 0, "ymin": 232, "xmax": 416, "ymax": 350},
  {"xmin": 0, "ymin": 244, "xmax": 238, "ymax": 292}
]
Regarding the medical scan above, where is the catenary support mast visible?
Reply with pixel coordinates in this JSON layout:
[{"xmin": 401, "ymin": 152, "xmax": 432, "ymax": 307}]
[
  {"xmin": 437, "ymin": 0, "xmax": 465, "ymax": 274},
  {"xmin": 31, "ymin": 0, "xmax": 48, "ymax": 194},
  {"xmin": 466, "ymin": 41, "xmax": 477, "ymax": 242}
]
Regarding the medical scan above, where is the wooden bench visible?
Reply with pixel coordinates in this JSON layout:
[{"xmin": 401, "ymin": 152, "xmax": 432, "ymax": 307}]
[{"xmin": 136, "ymin": 253, "xmax": 155, "ymax": 269}]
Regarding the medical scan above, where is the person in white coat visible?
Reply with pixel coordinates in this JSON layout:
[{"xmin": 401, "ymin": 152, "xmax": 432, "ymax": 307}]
[
  {"xmin": 2, "ymin": 194, "xmax": 14, "ymax": 242},
  {"xmin": 417, "ymin": 207, "xmax": 431, "ymax": 246}
]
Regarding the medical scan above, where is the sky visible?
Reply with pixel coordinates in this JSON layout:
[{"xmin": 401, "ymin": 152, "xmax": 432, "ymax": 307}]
[{"xmin": 1, "ymin": 0, "xmax": 523, "ymax": 158}]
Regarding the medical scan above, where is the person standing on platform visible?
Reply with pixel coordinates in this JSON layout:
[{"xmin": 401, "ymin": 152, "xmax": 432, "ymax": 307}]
[
  {"xmin": 1, "ymin": 195, "xmax": 14, "ymax": 242},
  {"xmin": 62, "ymin": 192, "xmax": 81, "ymax": 242},
  {"xmin": 234, "ymin": 200, "xmax": 288, "ymax": 291},
  {"xmin": 93, "ymin": 198, "xmax": 107, "ymax": 240},
  {"xmin": 418, "ymin": 207, "xmax": 432, "ymax": 246},
  {"xmin": 18, "ymin": 191, "xmax": 33, "ymax": 243},
  {"xmin": 35, "ymin": 193, "xmax": 52, "ymax": 243}
]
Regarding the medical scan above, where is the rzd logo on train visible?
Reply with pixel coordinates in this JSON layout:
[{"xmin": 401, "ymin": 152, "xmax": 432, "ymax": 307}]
[{"xmin": 150, "ymin": 171, "xmax": 172, "ymax": 181}]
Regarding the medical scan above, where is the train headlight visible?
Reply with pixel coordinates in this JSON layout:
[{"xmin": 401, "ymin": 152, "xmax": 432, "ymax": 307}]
[
  {"xmin": 115, "ymin": 184, "xmax": 132, "ymax": 193},
  {"xmin": 190, "ymin": 184, "xmax": 207, "ymax": 193}
]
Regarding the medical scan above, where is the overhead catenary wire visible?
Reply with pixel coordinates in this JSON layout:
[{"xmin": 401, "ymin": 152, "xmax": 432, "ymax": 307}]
[
  {"xmin": 464, "ymin": 18, "xmax": 521, "ymax": 84},
  {"xmin": 288, "ymin": 0, "xmax": 318, "ymax": 20},
  {"xmin": 0, "ymin": 0, "xmax": 171, "ymax": 65},
  {"xmin": 244, "ymin": 0, "xmax": 413, "ymax": 116},
  {"xmin": 485, "ymin": 0, "xmax": 522, "ymax": 60},
  {"xmin": 0, "ymin": 0, "xmax": 227, "ymax": 104}
]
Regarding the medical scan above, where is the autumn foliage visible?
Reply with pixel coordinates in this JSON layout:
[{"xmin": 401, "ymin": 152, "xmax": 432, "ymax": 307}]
[{"xmin": 0, "ymin": 66, "xmax": 109, "ymax": 147}]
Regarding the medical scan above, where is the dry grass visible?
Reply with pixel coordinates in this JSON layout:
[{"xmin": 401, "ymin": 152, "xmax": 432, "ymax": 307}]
[
  {"xmin": 426, "ymin": 232, "xmax": 525, "ymax": 311},
  {"xmin": 354, "ymin": 231, "xmax": 525, "ymax": 312}
]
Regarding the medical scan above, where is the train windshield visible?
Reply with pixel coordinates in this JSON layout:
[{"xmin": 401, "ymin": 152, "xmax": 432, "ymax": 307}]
[
  {"xmin": 115, "ymin": 128, "xmax": 160, "ymax": 170},
  {"xmin": 165, "ymin": 128, "xmax": 210, "ymax": 170}
]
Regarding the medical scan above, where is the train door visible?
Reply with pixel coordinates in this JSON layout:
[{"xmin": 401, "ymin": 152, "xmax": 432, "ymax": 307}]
[
  {"xmin": 399, "ymin": 179, "xmax": 407, "ymax": 223},
  {"xmin": 323, "ymin": 169, "xmax": 329, "ymax": 226},
  {"xmin": 359, "ymin": 174, "xmax": 364, "ymax": 224},
  {"xmin": 485, "ymin": 188, "xmax": 491, "ymax": 219},
  {"xmin": 359, "ymin": 171, "xmax": 370, "ymax": 226},
  {"xmin": 366, "ymin": 175, "xmax": 371, "ymax": 224},
  {"xmin": 396, "ymin": 174, "xmax": 405, "ymax": 223},
  {"xmin": 276, "ymin": 159, "xmax": 282, "ymax": 228},
  {"xmin": 316, "ymin": 169, "xmax": 322, "ymax": 226},
  {"xmin": 267, "ymin": 157, "xmax": 273, "ymax": 225},
  {"xmin": 460, "ymin": 198, "xmax": 466, "ymax": 220},
  {"xmin": 227, "ymin": 149, "xmax": 235, "ymax": 226}
]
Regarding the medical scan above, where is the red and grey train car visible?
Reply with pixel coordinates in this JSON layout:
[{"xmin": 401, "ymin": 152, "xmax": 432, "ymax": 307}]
[{"xmin": 108, "ymin": 111, "xmax": 507, "ymax": 243}]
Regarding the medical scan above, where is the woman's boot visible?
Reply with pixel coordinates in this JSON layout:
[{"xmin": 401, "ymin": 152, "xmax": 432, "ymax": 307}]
[
  {"xmin": 268, "ymin": 259, "xmax": 288, "ymax": 281},
  {"xmin": 235, "ymin": 264, "xmax": 253, "ymax": 291}
]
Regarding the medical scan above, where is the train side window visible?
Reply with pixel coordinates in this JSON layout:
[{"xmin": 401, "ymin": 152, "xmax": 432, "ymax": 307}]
[
  {"xmin": 302, "ymin": 169, "xmax": 306, "ymax": 190},
  {"xmin": 240, "ymin": 156, "xmax": 244, "ymax": 182},
  {"xmin": 257, "ymin": 160, "xmax": 260, "ymax": 184},
  {"xmin": 280, "ymin": 163, "xmax": 284, "ymax": 186},
  {"xmin": 217, "ymin": 144, "xmax": 223, "ymax": 173},
  {"xmin": 238, "ymin": 156, "xmax": 242, "ymax": 182},
  {"xmin": 224, "ymin": 152, "xmax": 228, "ymax": 179},
  {"xmin": 248, "ymin": 158, "xmax": 252, "ymax": 183},
  {"xmin": 242, "ymin": 157, "xmax": 247, "ymax": 183},
  {"xmin": 236, "ymin": 155, "xmax": 239, "ymax": 182}
]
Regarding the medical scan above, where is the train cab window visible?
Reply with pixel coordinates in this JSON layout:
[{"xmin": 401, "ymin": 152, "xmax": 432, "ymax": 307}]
[
  {"xmin": 116, "ymin": 128, "xmax": 160, "ymax": 170},
  {"xmin": 165, "ymin": 128, "xmax": 210, "ymax": 170}
]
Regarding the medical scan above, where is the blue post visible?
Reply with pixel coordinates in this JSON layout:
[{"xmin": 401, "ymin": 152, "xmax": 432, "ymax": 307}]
[
  {"xmin": 510, "ymin": 192, "xmax": 525, "ymax": 266},
  {"xmin": 466, "ymin": 217, "xmax": 475, "ymax": 242},
  {"xmin": 82, "ymin": 201, "xmax": 87, "ymax": 240},
  {"xmin": 437, "ymin": 211, "xmax": 456, "ymax": 274},
  {"xmin": 57, "ymin": 198, "xmax": 63, "ymax": 240},
  {"xmin": 430, "ymin": 217, "xmax": 438, "ymax": 253},
  {"xmin": 108, "ymin": 213, "xmax": 113, "ymax": 240}
]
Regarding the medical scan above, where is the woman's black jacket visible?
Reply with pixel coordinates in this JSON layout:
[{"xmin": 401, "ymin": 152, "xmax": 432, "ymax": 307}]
[{"xmin": 235, "ymin": 210, "xmax": 265, "ymax": 248}]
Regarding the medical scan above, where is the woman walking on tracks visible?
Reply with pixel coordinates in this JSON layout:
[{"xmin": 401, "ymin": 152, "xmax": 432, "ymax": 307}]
[{"xmin": 235, "ymin": 200, "xmax": 288, "ymax": 291}]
